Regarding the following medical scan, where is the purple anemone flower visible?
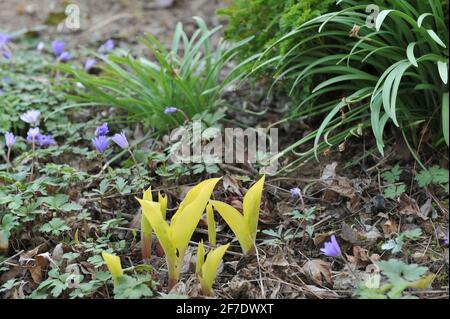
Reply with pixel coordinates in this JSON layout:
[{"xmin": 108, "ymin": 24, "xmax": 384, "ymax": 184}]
[
  {"xmin": 84, "ymin": 58, "xmax": 97, "ymax": 71},
  {"xmin": 164, "ymin": 107, "xmax": 178, "ymax": 114},
  {"xmin": 52, "ymin": 40, "xmax": 65, "ymax": 57},
  {"xmin": 112, "ymin": 131, "xmax": 129, "ymax": 149},
  {"xmin": 95, "ymin": 123, "xmax": 109, "ymax": 137},
  {"xmin": 320, "ymin": 235, "xmax": 342, "ymax": 258},
  {"xmin": 58, "ymin": 51, "xmax": 71, "ymax": 62},
  {"xmin": 27, "ymin": 127, "xmax": 40, "ymax": 142},
  {"xmin": 0, "ymin": 33, "xmax": 11, "ymax": 48},
  {"xmin": 290, "ymin": 187, "xmax": 301, "ymax": 199},
  {"xmin": 445, "ymin": 230, "xmax": 449, "ymax": 246},
  {"xmin": 99, "ymin": 39, "xmax": 114, "ymax": 54},
  {"xmin": 37, "ymin": 134, "xmax": 55, "ymax": 147},
  {"xmin": 20, "ymin": 110, "xmax": 41, "ymax": 126},
  {"xmin": 4, "ymin": 132, "xmax": 15, "ymax": 148},
  {"xmin": 92, "ymin": 135, "xmax": 109, "ymax": 154}
]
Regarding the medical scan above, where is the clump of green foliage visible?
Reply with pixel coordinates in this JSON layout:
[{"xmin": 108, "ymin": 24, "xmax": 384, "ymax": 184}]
[
  {"xmin": 256, "ymin": 0, "xmax": 449, "ymax": 172},
  {"xmin": 61, "ymin": 17, "xmax": 251, "ymax": 133},
  {"xmin": 219, "ymin": 0, "xmax": 335, "ymax": 61}
]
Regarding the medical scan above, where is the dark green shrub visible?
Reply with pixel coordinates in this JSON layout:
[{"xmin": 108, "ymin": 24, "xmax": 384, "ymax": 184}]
[{"xmin": 219, "ymin": 0, "xmax": 335, "ymax": 62}]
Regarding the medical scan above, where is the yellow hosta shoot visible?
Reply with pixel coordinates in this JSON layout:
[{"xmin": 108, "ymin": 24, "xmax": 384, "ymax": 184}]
[
  {"xmin": 196, "ymin": 241, "xmax": 230, "ymax": 296},
  {"xmin": 137, "ymin": 177, "xmax": 221, "ymax": 289},
  {"xmin": 210, "ymin": 175, "xmax": 265, "ymax": 255},
  {"xmin": 206, "ymin": 203, "xmax": 216, "ymax": 247},
  {"xmin": 139, "ymin": 187, "xmax": 168, "ymax": 260},
  {"xmin": 101, "ymin": 251, "xmax": 123, "ymax": 285}
]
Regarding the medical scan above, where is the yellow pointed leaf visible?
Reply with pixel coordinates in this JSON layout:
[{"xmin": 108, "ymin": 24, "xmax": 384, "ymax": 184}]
[
  {"xmin": 143, "ymin": 187, "xmax": 153, "ymax": 201},
  {"xmin": 141, "ymin": 213, "xmax": 152, "ymax": 234},
  {"xmin": 171, "ymin": 178, "xmax": 221, "ymax": 257},
  {"xmin": 158, "ymin": 192, "xmax": 168, "ymax": 220},
  {"xmin": 409, "ymin": 274, "xmax": 434, "ymax": 290},
  {"xmin": 243, "ymin": 175, "xmax": 265, "ymax": 242},
  {"xmin": 206, "ymin": 203, "xmax": 216, "ymax": 247},
  {"xmin": 137, "ymin": 199, "xmax": 176, "ymax": 264},
  {"xmin": 101, "ymin": 251, "xmax": 123, "ymax": 281},
  {"xmin": 210, "ymin": 200, "xmax": 253, "ymax": 254},
  {"xmin": 199, "ymin": 244, "xmax": 230, "ymax": 295},
  {"xmin": 196, "ymin": 240, "xmax": 205, "ymax": 274},
  {"xmin": 172, "ymin": 178, "xmax": 221, "ymax": 224}
]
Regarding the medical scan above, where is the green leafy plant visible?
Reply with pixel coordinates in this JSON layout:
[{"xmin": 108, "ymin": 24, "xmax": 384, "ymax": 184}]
[
  {"xmin": 357, "ymin": 259, "xmax": 432, "ymax": 299},
  {"xmin": 60, "ymin": 17, "xmax": 251, "ymax": 133},
  {"xmin": 254, "ymin": 0, "xmax": 449, "ymax": 171},
  {"xmin": 415, "ymin": 166, "xmax": 449, "ymax": 192},
  {"xmin": 382, "ymin": 228, "xmax": 422, "ymax": 254},
  {"xmin": 382, "ymin": 165, "xmax": 406, "ymax": 199},
  {"xmin": 39, "ymin": 217, "xmax": 71, "ymax": 236}
]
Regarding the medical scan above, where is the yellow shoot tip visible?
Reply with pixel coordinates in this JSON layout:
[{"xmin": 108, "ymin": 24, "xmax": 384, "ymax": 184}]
[{"xmin": 101, "ymin": 251, "xmax": 123, "ymax": 282}]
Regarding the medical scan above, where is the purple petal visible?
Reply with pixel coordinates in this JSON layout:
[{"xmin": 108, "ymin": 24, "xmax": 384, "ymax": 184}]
[{"xmin": 52, "ymin": 40, "xmax": 65, "ymax": 57}]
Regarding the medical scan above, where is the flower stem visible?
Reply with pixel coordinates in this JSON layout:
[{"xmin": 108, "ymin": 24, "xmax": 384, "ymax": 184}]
[
  {"xmin": 127, "ymin": 148, "xmax": 141, "ymax": 178},
  {"xmin": 6, "ymin": 147, "xmax": 11, "ymax": 173},
  {"xmin": 29, "ymin": 141, "xmax": 36, "ymax": 182},
  {"xmin": 340, "ymin": 254, "xmax": 360, "ymax": 281}
]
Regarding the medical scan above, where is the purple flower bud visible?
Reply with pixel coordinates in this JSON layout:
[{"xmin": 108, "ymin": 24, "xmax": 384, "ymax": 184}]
[
  {"xmin": 58, "ymin": 51, "xmax": 71, "ymax": 62},
  {"xmin": 0, "ymin": 33, "xmax": 11, "ymax": 48},
  {"xmin": 92, "ymin": 135, "xmax": 109, "ymax": 154},
  {"xmin": 37, "ymin": 42, "xmax": 45, "ymax": 51},
  {"xmin": 95, "ymin": 123, "xmax": 109, "ymax": 137},
  {"xmin": 445, "ymin": 230, "xmax": 449, "ymax": 246},
  {"xmin": 164, "ymin": 107, "xmax": 178, "ymax": 114},
  {"xmin": 290, "ymin": 187, "xmax": 301, "ymax": 199},
  {"xmin": 4, "ymin": 132, "xmax": 15, "ymax": 148},
  {"xmin": 320, "ymin": 235, "xmax": 341, "ymax": 258},
  {"xmin": 112, "ymin": 131, "xmax": 129, "ymax": 149},
  {"xmin": 37, "ymin": 134, "xmax": 55, "ymax": 147},
  {"xmin": 20, "ymin": 110, "xmax": 41, "ymax": 126},
  {"xmin": 99, "ymin": 39, "xmax": 115, "ymax": 54},
  {"xmin": 27, "ymin": 127, "xmax": 41, "ymax": 142},
  {"xmin": 52, "ymin": 40, "xmax": 65, "ymax": 57},
  {"xmin": 84, "ymin": 58, "xmax": 97, "ymax": 71},
  {"xmin": 2, "ymin": 51, "xmax": 11, "ymax": 60}
]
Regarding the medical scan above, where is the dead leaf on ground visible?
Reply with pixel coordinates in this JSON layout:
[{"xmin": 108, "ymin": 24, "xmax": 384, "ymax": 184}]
[
  {"xmin": 346, "ymin": 246, "xmax": 371, "ymax": 268},
  {"xmin": 302, "ymin": 259, "xmax": 333, "ymax": 286},
  {"xmin": 223, "ymin": 175, "xmax": 242, "ymax": 196},
  {"xmin": 304, "ymin": 285, "xmax": 339, "ymax": 299},
  {"xmin": 382, "ymin": 219, "xmax": 398, "ymax": 235},
  {"xmin": 418, "ymin": 198, "xmax": 434, "ymax": 220},
  {"xmin": 398, "ymin": 193, "xmax": 420, "ymax": 216},
  {"xmin": 321, "ymin": 162, "xmax": 338, "ymax": 186}
]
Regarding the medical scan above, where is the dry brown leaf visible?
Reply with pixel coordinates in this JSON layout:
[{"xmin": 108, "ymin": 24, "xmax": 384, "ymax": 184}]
[
  {"xmin": 329, "ymin": 177, "xmax": 356, "ymax": 199},
  {"xmin": 418, "ymin": 198, "xmax": 433, "ymax": 220},
  {"xmin": 222, "ymin": 175, "xmax": 242, "ymax": 196},
  {"xmin": 382, "ymin": 219, "xmax": 398, "ymax": 235},
  {"xmin": 302, "ymin": 259, "xmax": 333, "ymax": 286},
  {"xmin": 321, "ymin": 162, "xmax": 338, "ymax": 186},
  {"xmin": 398, "ymin": 193, "xmax": 420, "ymax": 216},
  {"xmin": 304, "ymin": 285, "xmax": 339, "ymax": 299},
  {"xmin": 346, "ymin": 246, "xmax": 371, "ymax": 268}
]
